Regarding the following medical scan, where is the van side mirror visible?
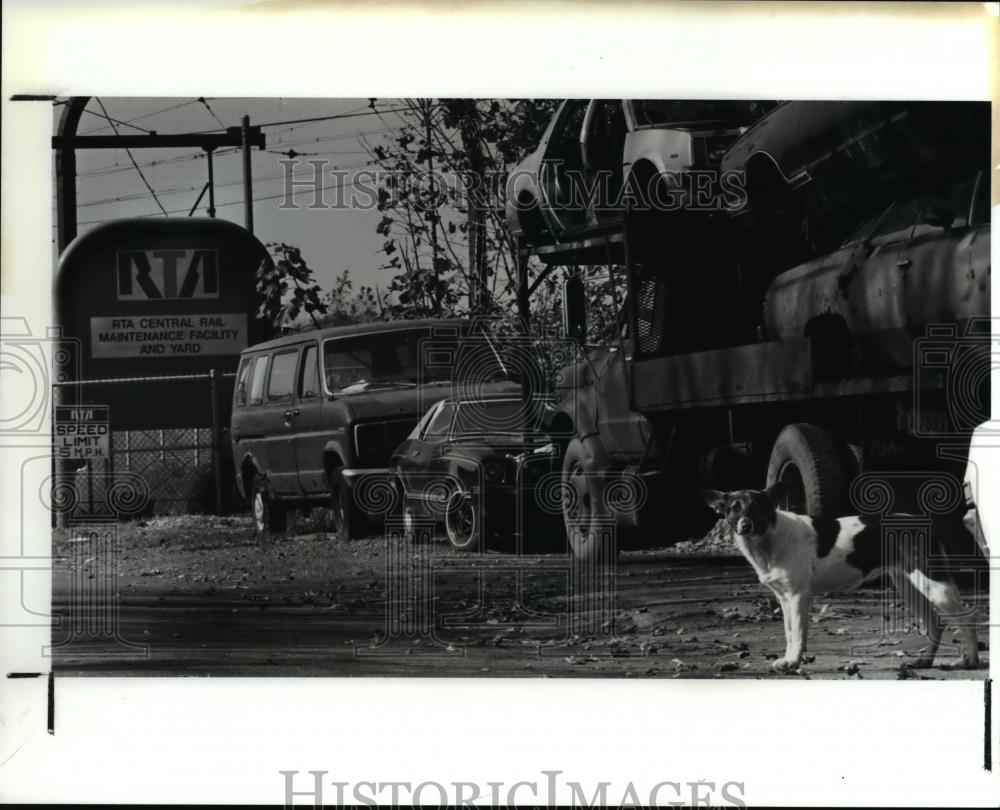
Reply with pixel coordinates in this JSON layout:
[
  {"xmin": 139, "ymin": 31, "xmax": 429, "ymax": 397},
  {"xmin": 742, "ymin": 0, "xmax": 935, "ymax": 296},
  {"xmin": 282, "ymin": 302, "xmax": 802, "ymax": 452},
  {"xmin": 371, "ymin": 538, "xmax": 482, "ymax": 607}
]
[
  {"xmin": 922, "ymin": 203, "xmax": 954, "ymax": 229},
  {"xmin": 562, "ymin": 275, "xmax": 587, "ymax": 344}
]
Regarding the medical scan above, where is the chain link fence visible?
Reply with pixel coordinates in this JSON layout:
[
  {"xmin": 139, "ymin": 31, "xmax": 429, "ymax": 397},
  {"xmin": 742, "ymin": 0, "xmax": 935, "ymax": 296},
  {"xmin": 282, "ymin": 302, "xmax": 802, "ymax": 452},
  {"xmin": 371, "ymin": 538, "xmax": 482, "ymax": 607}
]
[{"xmin": 54, "ymin": 370, "xmax": 238, "ymax": 520}]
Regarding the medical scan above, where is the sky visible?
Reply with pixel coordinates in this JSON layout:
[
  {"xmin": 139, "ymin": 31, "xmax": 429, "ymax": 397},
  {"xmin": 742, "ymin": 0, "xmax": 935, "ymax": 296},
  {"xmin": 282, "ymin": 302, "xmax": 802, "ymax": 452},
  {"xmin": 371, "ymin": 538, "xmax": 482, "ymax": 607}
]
[{"xmin": 53, "ymin": 97, "xmax": 415, "ymax": 295}]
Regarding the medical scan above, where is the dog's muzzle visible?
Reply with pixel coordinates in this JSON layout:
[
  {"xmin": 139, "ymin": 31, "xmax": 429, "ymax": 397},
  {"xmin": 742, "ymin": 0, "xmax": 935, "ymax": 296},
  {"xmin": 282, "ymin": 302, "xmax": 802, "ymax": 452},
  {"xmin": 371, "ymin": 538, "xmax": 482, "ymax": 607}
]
[{"xmin": 735, "ymin": 517, "xmax": 754, "ymax": 535}]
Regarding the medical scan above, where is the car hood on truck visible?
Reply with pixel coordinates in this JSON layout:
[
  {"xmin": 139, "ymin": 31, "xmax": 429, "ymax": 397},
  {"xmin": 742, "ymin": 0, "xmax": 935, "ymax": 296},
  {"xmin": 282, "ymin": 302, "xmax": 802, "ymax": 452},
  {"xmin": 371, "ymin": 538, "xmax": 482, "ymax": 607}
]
[
  {"xmin": 449, "ymin": 433, "xmax": 553, "ymax": 454},
  {"xmin": 327, "ymin": 380, "xmax": 522, "ymax": 424}
]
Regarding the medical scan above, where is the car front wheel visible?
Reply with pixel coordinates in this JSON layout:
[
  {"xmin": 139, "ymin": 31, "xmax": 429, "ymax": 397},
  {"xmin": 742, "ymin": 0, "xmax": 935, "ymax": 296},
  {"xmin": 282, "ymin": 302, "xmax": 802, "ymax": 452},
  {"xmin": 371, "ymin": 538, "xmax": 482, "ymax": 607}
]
[{"xmin": 444, "ymin": 489, "xmax": 481, "ymax": 551}]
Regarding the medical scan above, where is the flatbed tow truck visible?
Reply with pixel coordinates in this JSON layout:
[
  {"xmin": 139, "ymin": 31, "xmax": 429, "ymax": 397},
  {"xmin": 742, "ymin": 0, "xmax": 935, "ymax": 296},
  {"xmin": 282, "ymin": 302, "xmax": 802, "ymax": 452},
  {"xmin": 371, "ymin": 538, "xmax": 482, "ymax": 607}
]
[{"xmin": 511, "ymin": 101, "xmax": 991, "ymax": 559}]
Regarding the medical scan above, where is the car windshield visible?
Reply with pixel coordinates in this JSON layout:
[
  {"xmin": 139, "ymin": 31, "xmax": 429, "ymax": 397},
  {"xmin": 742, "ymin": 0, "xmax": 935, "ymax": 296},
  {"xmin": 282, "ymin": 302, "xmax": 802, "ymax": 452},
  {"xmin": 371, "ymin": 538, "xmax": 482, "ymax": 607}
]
[
  {"xmin": 322, "ymin": 329, "xmax": 450, "ymax": 394},
  {"xmin": 451, "ymin": 399, "xmax": 553, "ymax": 436},
  {"xmin": 630, "ymin": 100, "xmax": 776, "ymax": 127}
]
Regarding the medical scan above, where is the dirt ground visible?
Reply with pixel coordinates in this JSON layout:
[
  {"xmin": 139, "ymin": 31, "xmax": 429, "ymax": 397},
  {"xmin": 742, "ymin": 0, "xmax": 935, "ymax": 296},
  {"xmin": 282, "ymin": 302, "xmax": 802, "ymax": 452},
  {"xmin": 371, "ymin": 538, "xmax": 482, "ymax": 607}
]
[{"xmin": 51, "ymin": 513, "xmax": 989, "ymax": 679}]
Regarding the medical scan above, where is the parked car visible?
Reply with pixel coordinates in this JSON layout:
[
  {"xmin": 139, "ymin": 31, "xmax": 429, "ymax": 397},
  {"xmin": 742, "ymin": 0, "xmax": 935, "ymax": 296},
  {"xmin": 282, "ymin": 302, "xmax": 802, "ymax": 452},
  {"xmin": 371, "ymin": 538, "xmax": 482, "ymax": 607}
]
[
  {"xmin": 231, "ymin": 318, "xmax": 520, "ymax": 540},
  {"xmin": 390, "ymin": 394, "xmax": 563, "ymax": 551},
  {"xmin": 764, "ymin": 169, "xmax": 990, "ymax": 377},
  {"xmin": 506, "ymin": 99, "xmax": 774, "ymax": 245}
]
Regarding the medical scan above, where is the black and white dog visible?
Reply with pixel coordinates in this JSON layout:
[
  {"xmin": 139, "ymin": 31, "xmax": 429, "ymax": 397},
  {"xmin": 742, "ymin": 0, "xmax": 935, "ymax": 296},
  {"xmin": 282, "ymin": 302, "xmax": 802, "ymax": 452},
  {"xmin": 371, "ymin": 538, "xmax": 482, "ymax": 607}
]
[{"xmin": 701, "ymin": 483, "xmax": 981, "ymax": 672}]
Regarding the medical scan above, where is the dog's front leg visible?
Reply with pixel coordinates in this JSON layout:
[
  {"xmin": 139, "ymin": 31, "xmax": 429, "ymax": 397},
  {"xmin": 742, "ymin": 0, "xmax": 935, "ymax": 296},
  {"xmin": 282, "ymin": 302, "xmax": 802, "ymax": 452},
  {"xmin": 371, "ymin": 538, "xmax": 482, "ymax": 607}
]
[
  {"xmin": 773, "ymin": 591, "xmax": 810, "ymax": 672},
  {"xmin": 769, "ymin": 589, "xmax": 794, "ymax": 663}
]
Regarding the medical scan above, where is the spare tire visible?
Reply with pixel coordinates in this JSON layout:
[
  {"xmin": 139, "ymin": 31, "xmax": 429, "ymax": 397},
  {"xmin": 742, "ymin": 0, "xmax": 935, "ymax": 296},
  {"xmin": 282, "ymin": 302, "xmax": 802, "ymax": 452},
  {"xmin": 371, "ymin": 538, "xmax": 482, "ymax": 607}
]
[{"xmin": 766, "ymin": 423, "xmax": 849, "ymax": 516}]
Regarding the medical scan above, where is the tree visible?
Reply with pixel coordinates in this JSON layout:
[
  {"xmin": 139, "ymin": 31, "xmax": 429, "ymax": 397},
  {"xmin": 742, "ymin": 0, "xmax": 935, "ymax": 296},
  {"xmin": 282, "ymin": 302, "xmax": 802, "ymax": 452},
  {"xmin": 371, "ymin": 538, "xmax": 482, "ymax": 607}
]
[
  {"xmin": 364, "ymin": 98, "xmax": 561, "ymax": 319},
  {"xmin": 317, "ymin": 269, "xmax": 382, "ymax": 327},
  {"xmin": 257, "ymin": 242, "xmax": 328, "ymax": 332}
]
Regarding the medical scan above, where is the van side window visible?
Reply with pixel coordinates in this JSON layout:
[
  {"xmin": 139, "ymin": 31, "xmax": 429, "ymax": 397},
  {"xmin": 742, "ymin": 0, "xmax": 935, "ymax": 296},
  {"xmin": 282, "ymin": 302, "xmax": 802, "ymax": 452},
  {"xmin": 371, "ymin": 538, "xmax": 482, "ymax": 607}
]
[
  {"xmin": 235, "ymin": 357, "xmax": 252, "ymax": 407},
  {"xmin": 267, "ymin": 350, "xmax": 298, "ymax": 401},
  {"xmin": 248, "ymin": 356, "xmax": 269, "ymax": 405},
  {"xmin": 299, "ymin": 344, "xmax": 319, "ymax": 399}
]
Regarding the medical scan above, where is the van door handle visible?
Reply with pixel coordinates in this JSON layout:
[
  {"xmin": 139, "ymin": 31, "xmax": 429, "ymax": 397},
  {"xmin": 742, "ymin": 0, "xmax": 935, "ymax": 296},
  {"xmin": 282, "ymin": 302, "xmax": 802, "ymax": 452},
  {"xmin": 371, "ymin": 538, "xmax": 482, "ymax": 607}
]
[
  {"xmin": 896, "ymin": 258, "xmax": 912, "ymax": 269},
  {"xmin": 284, "ymin": 409, "xmax": 299, "ymax": 419}
]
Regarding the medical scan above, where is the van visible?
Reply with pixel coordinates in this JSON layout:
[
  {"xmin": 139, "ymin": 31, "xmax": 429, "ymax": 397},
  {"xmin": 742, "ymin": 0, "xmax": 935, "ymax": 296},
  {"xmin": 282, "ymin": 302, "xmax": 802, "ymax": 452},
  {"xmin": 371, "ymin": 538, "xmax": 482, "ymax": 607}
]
[{"xmin": 232, "ymin": 319, "xmax": 489, "ymax": 540}]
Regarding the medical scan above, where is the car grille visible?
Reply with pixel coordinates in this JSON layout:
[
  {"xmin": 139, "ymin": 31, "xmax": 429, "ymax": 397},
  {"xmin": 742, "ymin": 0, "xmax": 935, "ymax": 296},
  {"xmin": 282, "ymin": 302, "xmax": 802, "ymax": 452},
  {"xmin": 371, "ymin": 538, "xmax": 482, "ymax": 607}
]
[{"xmin": 354, "ymin": 417, "xmax": 417, "ymax": 464}]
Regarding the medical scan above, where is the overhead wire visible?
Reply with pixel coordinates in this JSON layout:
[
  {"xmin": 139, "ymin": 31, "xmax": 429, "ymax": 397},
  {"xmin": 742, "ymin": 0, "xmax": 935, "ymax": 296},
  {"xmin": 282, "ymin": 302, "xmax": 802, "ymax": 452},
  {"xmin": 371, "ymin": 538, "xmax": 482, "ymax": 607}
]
[
  {"xmin": 77, "ymin": 158, "xmax": 379, "ymax": 208},
  {"xmin": 94, "ymin": 98, "xmax": 168, "ymax": 216},
  {"xmin": 78, "ymin": 99, "xmax": 202, "ymax": 135},
  {"xmin": 77, "ymin": 171, "xmax": 373, "ymax": 224},
  {"xmin": 198, "ymin": 97, "xmax": 227, "ymax": 129}
]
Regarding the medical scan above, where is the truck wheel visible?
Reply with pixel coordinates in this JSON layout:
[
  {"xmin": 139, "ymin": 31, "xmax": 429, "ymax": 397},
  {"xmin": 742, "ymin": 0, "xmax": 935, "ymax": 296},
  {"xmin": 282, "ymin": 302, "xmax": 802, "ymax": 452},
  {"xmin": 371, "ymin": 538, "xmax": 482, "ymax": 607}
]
[
  {"xmin": 251, "ymin": 474, "xmax": 287, "ymax": 538},
  {"xmin": 766, "ymin": 423, "xmax": 849, "ymax": 516},
  {"xmin": 444, "ymin": 489, "xmax": 481, "ymax": 551},
  {"xmin": 562, "ymin": 437, "xmax": 617, "ymax": 562},
  {"xmin": 330, "ymin": 474, "xmax": 368, "ymax": 541}
]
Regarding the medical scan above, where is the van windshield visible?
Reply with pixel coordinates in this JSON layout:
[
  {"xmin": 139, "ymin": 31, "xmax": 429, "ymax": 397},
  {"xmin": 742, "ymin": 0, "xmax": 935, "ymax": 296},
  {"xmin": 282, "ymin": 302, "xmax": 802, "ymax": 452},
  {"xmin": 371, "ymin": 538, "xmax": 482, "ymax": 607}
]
[{"xmin": 322, "ymin": 329, "xmax": 451, "ymax": 394}]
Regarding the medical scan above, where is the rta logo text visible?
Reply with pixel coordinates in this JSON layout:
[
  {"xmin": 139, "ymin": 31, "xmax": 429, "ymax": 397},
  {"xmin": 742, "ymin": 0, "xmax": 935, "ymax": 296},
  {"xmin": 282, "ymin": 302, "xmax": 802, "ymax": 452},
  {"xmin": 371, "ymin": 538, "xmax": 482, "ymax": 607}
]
[
  {"xmin": 913, "ymin": 319, "xmax": 997, "ymax": 437},
  {"xmin": 0, "ymin": 317, "xmax": 81, "ymax": 438},
  {"xmin": 117, "ymin": 249, "xmax": 220, "ymax": 300}
]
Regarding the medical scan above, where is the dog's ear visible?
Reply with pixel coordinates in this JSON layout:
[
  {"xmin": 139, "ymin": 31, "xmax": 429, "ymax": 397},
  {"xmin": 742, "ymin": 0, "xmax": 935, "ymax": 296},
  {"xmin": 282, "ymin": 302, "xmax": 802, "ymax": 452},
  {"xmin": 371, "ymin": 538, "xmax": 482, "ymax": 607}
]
[
  {"xmin": 700, "ymin": 489, "xmax": 728, "ymax": 515},
  {"xmin": 762, "ymin": 480, "xmax": 787, "ymax": 505}
]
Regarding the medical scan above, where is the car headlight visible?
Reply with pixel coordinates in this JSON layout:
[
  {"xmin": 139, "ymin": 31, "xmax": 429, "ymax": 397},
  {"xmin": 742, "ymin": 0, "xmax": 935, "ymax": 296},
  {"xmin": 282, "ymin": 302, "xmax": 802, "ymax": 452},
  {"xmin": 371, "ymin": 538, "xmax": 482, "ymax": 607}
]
[{"xmin": 353, "ymin": 422, "xmax": 387, "ymax": 460}]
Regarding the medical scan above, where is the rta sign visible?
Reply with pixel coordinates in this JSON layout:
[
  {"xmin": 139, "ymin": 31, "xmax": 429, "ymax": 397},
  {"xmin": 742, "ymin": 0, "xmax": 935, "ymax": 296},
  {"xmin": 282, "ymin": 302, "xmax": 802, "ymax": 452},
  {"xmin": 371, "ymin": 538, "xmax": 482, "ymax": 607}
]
[
  {"xmin": 55, "ymin": 218, "xmax": 272, "ymax": 429},
  {"xmin": 117, "ymin": 249, "xmax": 219, "ymax": 300}
]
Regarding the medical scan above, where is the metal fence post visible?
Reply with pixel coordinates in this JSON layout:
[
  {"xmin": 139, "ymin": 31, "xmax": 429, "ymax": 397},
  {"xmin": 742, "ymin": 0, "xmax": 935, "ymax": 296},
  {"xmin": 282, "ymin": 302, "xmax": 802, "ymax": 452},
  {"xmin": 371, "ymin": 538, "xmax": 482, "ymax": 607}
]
[{"xmin": 209, "ymin": 369, "xmax": 223, "ymax": 515}]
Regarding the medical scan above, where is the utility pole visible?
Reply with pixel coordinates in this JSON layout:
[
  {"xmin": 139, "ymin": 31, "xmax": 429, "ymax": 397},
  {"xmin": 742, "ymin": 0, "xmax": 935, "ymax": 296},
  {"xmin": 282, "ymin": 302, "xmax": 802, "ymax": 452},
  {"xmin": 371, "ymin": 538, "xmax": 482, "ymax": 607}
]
[
  {"xmin": 55, "ymin": 97, "xmax": 90, "ymax": 253},
  {"xmin": 206, "ymin": 146, "xmax": 217, "ymax": 217},
  {"xmin": 52, "ymin": 102, "xmax": 264, "ymax": 247},
  {"xmin": 241, "ymin": 115, "xmax": 254, "ymax": 234}
]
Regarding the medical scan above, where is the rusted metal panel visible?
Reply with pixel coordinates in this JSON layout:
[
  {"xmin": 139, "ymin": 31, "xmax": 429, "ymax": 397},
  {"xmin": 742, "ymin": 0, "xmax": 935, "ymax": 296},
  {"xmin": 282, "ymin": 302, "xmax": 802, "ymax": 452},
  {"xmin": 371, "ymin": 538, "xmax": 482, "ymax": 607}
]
[
  {"xmin": 631, "ymin": 338, "xmax": 812, "ymax": 410},
  {"xmin": 765, "ymin": 218, "xmax": 990, "ymax": 372}
]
